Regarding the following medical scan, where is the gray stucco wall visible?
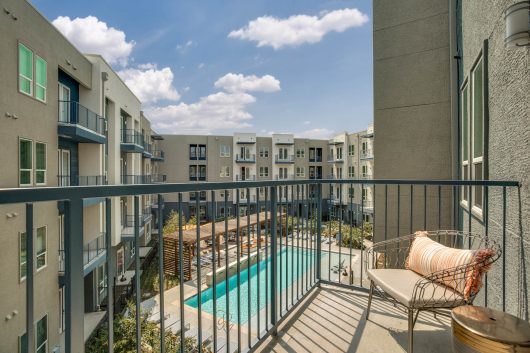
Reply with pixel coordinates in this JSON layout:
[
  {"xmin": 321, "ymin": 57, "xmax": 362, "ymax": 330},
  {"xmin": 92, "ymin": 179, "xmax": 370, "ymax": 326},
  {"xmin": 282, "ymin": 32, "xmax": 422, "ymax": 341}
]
[{"xmin": 459, "ymin": 0, "xmax": 530, "ymax": 319}]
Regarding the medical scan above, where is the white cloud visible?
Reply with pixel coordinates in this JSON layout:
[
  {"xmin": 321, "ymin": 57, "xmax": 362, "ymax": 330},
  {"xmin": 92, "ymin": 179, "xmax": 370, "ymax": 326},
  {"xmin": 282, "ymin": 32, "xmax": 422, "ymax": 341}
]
[
  {"xmin": 146, "ymin": 92, "xmax": 256, "ymax": 134},
  {"xmin": 117, "ymin": 64, "xmax": 180, "ymax": 104},
  {"xmin": 303, "ymin": 120, "xmax": 311, "ymax": 125},
  {"xmin": 52, "ymin": 16, "xmax": 134, "ymax": 66},
  {"xmin": 214, "ymin": 73, "xmax": 281, "ymax": 93},
  {"xmin": 228, "ymin": 8, "xmax": 368, "ymax": 49},
  {"xmin": 295, "ymin": 128, "xmax": 334, "ymax": 139},
  {"xmin": 198, "ymin": 63, "xmax": 205, "ymax": 69}
]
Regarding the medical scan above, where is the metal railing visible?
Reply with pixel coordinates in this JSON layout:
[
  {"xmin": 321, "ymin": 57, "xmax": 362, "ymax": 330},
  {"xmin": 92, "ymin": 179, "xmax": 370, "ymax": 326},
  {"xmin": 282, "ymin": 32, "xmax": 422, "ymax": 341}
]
[
  {"xmin": 236, "ymin": 175, "xmax": 256, "ymax": 181},
  {"xmin": 151, "ymin": 174, "xmax": 167, "ymax": 183},
  {"xmin": 275, "ymin": 174, "xmax": 295, "ymax": 180},
  {"xmin": 327, "ymin": 156, "xmax": 344, "ymax": 162},
  {"xmin": 57, "ymin": 175, "xmax": 107, "ymax": 186},
  {"xmin": 58, "ymin": 100, "xmax": 106, "ymax": 136},
  {"xmin": 151, "ymin": 150, "xmax": 165, "ymax": 160},
  {"xmin": 309, "ymin": 156, "xmax": 323, "ymax": 162},
  {"xmin": 121, "ymin": 174, "xmax": 151, "ymax": 184},
  {"xmin": 83, "ymin": 233, "xmax": 106, "ymax": 266},
  {"xmin": 121, "ymin": 129, "xmax": 144, "ymax": 147},
  {"xmin": 361, "ymin": 149, "xmax": 373, "ymax": 159},
  {"xmin": 361, "ymin": 173, "xmax": 373, "ymax": 180},
  {"xmin": 235, "ymin": 154, "xmax": 256, "ymax": 163},
  {"xmin": 0, "ymin": 179, "xmax": 520, "ymax": 353},
  {"xmin": 275, "ymin": 155, "xmax": 295, "ymax": 163}
]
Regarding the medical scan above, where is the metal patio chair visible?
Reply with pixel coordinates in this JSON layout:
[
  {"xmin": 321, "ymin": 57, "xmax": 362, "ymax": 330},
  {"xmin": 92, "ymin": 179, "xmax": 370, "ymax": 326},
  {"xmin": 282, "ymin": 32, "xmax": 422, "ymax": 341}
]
[{"xmin": 364, "ymin": 230, "xmax": 501, "ymax": 353}]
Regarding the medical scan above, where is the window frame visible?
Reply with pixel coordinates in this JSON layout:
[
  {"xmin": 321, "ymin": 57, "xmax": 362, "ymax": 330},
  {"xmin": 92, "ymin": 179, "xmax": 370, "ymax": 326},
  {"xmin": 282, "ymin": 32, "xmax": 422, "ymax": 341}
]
[
  {"xmin": 296, "ymin": 148, "xmax": 305, "ymax": 158},
  {"xmin": 296, "ymin": 166, "xmax": 305, "ymax": 177},
  {"xmin": 259, "ymin": 166, "xmax": 269, "ymax": 177},
  {"xmin": 348, "ymin": 145, "xmax": 355, "ymax": 156},
  {"xmin": 35, "ymin": 55, "xmax": 47, "ymax": 103},
  {"xmin": 220, "ymin": 144, "xmax": 230, "ymax": 157},
  {"xmin": 19, "ymin": 231, "xmax": 27, "ymax": 282},
  {"xmin": 18, "ymin": 42, "xmax": 33, "ymax": 97},
  {"xmin": 35, "ymin": 141, "xmax": 47, "ymax": 186},
  {"xmin": 36, "ymin": 226, "xmax": 47, "ymax": 272},
  {"xmin": 35, "ymin": 314, "xmax": 48, "ymax": 353},
  {"xmin": 19, "ymin": 138, "xmax": 33, "ymax": 187},
  {"xmin": 348, "ymin": 166, "xmax": 355, "ymax": 178},
  {"xmin": 259, "ymin": 146, "xmax": 269, "ymax": 158}
]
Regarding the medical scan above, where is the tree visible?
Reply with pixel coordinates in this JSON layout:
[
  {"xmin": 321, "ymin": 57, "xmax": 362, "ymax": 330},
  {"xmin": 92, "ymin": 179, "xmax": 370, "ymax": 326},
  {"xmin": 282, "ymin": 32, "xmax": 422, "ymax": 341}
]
[
  {"xmin": 86, "ymin": 301, "xmax": 212, "ymax": 353},
  {"xmin": 163, "ymin": 210, "xmax": 185, "ymax": 235}
]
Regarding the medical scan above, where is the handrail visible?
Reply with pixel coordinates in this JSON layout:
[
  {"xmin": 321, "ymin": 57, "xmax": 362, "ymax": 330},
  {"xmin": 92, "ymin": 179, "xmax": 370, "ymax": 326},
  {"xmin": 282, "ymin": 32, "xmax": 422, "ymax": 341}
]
[{"xmin": 58, "ymin": 100, "xmax": 106, "ymax": 135}]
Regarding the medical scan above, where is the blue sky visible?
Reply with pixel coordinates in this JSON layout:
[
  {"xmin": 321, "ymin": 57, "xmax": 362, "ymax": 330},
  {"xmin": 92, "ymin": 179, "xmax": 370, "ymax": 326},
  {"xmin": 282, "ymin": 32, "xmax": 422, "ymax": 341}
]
[{"xmin": 34, "ymin": 0, "xmax": 373, "ymax": 138}]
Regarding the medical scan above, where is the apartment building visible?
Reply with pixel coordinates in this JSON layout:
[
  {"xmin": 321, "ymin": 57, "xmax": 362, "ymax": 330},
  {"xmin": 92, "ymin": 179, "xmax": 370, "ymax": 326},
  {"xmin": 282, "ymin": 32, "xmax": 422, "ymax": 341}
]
[
  {"xmin": 373, "ymin": 0, "xmax": 529, "ymax": 317},
  {"xmin": 160, "ymin": 133, "xmax": 330, "ymax": 220},
  {"xmin": 326, "ymin": 123, "xmax": 375, "ymax": 225},
  {"xmin": 0, "ymin": 1, "xmax": 162, "ymax": 351}
]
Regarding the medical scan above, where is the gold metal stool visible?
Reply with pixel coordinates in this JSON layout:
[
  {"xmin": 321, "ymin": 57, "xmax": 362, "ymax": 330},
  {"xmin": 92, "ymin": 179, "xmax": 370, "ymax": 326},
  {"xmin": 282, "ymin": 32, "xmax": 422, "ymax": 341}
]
[{"xmin": 452, "ymin": 306, "xmax": 530, "ymax": 353}]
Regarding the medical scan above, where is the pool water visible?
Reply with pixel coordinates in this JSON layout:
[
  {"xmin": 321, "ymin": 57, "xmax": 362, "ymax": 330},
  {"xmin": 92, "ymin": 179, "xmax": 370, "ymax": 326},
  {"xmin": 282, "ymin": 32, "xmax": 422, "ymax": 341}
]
[{"xmin": 185, "ymin": 246, "xmax": 323, "ymax": 324}]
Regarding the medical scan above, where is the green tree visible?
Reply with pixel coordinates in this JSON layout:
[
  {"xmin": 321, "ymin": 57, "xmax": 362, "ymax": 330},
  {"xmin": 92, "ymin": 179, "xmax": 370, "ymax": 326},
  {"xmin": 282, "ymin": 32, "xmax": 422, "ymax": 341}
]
[{"xmin": 163, "ymin": 210, "xmax": 185, "ymax": 235}]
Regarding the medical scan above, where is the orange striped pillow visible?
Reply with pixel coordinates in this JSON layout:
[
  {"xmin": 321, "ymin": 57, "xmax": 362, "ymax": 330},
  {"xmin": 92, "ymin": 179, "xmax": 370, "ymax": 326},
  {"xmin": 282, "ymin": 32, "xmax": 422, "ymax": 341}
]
[{"xmin": 405, "ymin": 232, "xmax": 495, "ymax": 300}]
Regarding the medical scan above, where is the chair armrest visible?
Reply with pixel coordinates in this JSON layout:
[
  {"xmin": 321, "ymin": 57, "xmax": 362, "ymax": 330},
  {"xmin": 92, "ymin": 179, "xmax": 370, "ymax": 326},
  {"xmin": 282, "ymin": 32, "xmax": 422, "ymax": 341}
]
[{"xmin": 365, "ymin": 234, "xmax": 416, "ymax": 271}]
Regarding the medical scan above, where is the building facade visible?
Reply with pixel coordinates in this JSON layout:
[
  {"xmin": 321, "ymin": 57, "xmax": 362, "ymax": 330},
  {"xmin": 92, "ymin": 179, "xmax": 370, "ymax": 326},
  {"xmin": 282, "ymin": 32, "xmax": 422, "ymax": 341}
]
[{"xmin": 373, "ymin": 0, "xmax": 529, "ymax": 317}]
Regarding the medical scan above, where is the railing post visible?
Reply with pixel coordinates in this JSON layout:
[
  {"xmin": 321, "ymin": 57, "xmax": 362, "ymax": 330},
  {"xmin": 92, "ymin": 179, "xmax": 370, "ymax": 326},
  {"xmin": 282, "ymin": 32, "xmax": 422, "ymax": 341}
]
[
  {"xmin": 25, "ymin": 203, "xmax": 35, "ymax": 353},
  {"xmin": 270, "ymin": 186, "xmax": 278, "ymax": 335},
  {"xmin": 105, "ymin": 198, "xmax": 114, "ymax": 353},
  {"xmin": 316, "ymin": 183, "xmax": 322, "ymax": 284},
  {"xmin": 157, "ymin": 194, "xmax": 165, "ymax": 353},
  {"xmin": 65, "ymin": 198, "xmax": 85, "ymax": 353},
  {"xmin": 134, "ymin": 196, "xmax": 141, "ymax": 352}
]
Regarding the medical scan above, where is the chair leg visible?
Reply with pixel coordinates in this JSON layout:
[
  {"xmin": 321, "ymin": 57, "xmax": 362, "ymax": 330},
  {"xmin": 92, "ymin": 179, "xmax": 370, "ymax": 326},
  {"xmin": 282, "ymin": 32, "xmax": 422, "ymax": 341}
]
[
  {"xmin": 366, "ymin": 281, "xmax": 374, "ymax": 320},
  {"xmin": 408, "ymin": 308, "xmax": 414, "ymax": 353}
]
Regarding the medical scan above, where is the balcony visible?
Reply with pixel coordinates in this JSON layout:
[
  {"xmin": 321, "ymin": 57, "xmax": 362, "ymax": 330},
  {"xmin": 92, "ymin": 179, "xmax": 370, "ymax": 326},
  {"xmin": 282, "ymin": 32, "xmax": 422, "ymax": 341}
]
[
  {"xmin": 58, "ymin": 100, "xmax": 106, "ymax": 144},
  {"xmin": 361, "ymin": 149, "xmax": 374, "ymax": 160},
  {"xmin": 189, "ymin": 175, "xmax": 207, "ymax": 181},
  {"xmin": 151, "ymin": 174, "xmax": 167, "ymax": 183},
  {"xmin": 83, "ymin": 233, "xmax": 106, "ymax": 275},
  {"xmin": 275, "ymin": 174, "xmax": 295, "ymax": 180},
  {"xmin": 236, "ymin": 174, "xmax": 256, "ymax": 181},
  {"xmin": 121, "ymin": 174, "xmax": 151, "ymax": 184},
  {"xmin": 309, "ymin": 174, "xmax": 323, "ymax": 179},
  {"xmin": 1, "ymin": 179, "xmax": 520, "ymax": 353},
  {"xmin": 57, "ymin": 175, "xmax": 107, "ymax": 186},
  {"xmin": 328, "ymin": 156, "xmax": 344, "ymax": 163},
  {"xmin": 275, "ymin": 155, "xmax": 295, "ymax": 164},
  {"xmin": 309, "ymin": 156, "xmax": 323, "ymax": 162},
  {"xmin": 235, "ymin": 154, "xmax": 256, "ymax": 163},
  {"xmin": 142, "ymin": 141, "xmax": 153, "ymax": 158},
  {"xmin": 361, "ymin": 173, "xmax": 373, "ymax": 180},
  {"xmin": 121, "ymin": 129, "xmax": 144, "ymax": 153},
  {"xmin": 151, "ymin": 149, "xmax": 165, "ymax": 161}
]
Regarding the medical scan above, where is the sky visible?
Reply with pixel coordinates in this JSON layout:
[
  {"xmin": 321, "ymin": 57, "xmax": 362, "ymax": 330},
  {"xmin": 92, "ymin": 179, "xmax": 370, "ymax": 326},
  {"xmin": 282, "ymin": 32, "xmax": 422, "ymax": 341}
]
[{"xmin": 33, "ymin": 0, "xmax": 373, "ymax": 139}]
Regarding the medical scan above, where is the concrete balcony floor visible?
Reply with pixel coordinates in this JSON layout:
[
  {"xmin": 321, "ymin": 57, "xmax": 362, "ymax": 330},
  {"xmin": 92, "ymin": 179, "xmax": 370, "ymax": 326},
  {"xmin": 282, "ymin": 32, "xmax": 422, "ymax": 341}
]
[{"xmin": 255, "ymin": 285, "xmax": 452, "ymax": 353}]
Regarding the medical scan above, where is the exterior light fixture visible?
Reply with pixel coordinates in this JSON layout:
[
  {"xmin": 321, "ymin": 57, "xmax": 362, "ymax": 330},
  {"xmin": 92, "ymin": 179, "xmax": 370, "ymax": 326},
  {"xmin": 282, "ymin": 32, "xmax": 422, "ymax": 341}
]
[{"xmin": 505, "ymin": 1, "xmax": 530, "ymax": 47}]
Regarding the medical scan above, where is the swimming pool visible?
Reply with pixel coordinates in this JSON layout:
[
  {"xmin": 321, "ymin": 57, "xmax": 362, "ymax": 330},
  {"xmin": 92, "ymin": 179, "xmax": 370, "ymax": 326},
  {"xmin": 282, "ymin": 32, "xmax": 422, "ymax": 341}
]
[{"xmin": 185, "ymin": 246, "xmax": 323, "ymax": 324}]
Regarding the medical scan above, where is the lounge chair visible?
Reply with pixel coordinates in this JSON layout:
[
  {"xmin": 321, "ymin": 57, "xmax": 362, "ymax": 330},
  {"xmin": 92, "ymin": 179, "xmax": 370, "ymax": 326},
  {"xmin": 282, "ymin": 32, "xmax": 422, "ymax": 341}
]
[{"xmin": 364, "ymin": 230, "xmax": 500, "ymax": 353}]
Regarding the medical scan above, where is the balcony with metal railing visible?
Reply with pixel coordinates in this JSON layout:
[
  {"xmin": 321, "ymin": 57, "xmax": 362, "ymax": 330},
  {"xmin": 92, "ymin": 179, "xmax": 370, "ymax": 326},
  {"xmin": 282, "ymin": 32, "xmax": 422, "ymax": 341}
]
[
  {"xmin": 151, "ymin": 174, "xmax": 167, "ymax": 183},
  {"xmin": 83, "ymin": 233, "xmax": 107, "ymax": 274},
  {"xmin": 121, "ymin": 174, "xmax": 151, "ymax": 184},
  {"xmin": 235, "ymin": 154, "xmax": 256, "ymax": 163},
  {"xmin": 142, "ymin": 141, "xmax": 153, "ymax": 158},
  {"xmin": 58, "ymin": 100, "xmax": 106, "ymax": 144},
  {"xmin": 275, "ymin": 174, "xmax": 295, "ymax": 180},
  {"xmin": 275, "ymin": 155, "xmax": 295, "ymax": 164},
  {"xmin": 361, "ymin": 149, "xmax": 374, "ymax": 159},
  {"xmin": 361, "ymin": 172, "xmax": 373, "ymax": 180},
  {"xmin": 0, "ymin": 178, "xmax": 521, "ymax": 353},
  {"xmin": 121, "ymin": 129, "xmax": 144, "ymax": 153},
  {"xmin": 236, "ymin": 174, "xmax": 256, "ymax": 181},
  {"xmin": 151, "ymin": 149, "xmax": 165, "ymax": 161},
  {"xmin": 57, "ymin": 175, "xmax": 107, "ymax": 186},
  {"xmin": 327, "ymin": 155, "xmax": 345, "ymax": 163}
]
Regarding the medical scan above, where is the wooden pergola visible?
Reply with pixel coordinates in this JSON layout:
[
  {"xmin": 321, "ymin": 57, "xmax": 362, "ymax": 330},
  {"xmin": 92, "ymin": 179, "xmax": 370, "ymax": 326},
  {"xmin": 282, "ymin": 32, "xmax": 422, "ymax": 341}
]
[{"xmin": 163, "ymin": 211, "xmax": 279, "ymax": 281}]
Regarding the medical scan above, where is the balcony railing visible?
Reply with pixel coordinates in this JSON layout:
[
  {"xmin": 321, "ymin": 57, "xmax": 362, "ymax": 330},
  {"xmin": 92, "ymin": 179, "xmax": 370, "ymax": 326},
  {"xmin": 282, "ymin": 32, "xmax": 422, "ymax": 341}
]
[
  {"xmin": 121, "ymin": 174, "xmax": 151, "ymax": 184},
  {"xmin": 151, "ymin": 149, "xmax": 165, "ymax": 161},
  {"xmin": 236, "ymin": 175, "xmax": 256, "ymax": 181},
  {"xmin": 189, "ymin": 175, "xmax": 207, "ymax": 181},
  {"xmin": 151, "ymin": 174, "xmax": 167, "ymax": 183},
  {"xmin": 275, "ymin": 174, "xmax": 295, "ymax": 180},
  {"xmin": 58, "ymin": 100, "xmax": 106, "ymax": 136},
  {"xmin": 83, "ymin": 233, "xmax": 106, "ymax": 266},
  {"xmin": 361, "ymin": 173, "xmax": 373, "ymax": 180},
  {"xmin": 309, "ymin": 156, "xmax": 323, "ymax": 162},
  {"xmin": 275, "ymin": 155, "xmax": 295, "ymax": 163},
  {"xmin": 57, "ymin": 175, "xmax": 107, "ymax": 186},
  {"xmin": 361, "ymin": 149, "xmax": 374, "ymax": 159},
  {"xmin": 235, "ymin": 154, "xmax": 256, "ymax": 163},
  {"xmin": 327, "ymin": 156, "xmax": 344, "ymax": 163},
  {"xmin": 121, "ymin": 129, "xmax": 144, "ymax": 147},
  {"xmin": 0, "ymin": 178, "xmax": 519, "ymax": 353}
]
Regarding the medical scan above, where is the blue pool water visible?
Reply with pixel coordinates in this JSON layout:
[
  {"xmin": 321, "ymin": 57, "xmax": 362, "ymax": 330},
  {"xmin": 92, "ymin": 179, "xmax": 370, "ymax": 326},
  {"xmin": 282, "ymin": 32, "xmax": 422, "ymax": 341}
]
[{"xmin": 185, "ymin": 247, "xmax": 324, "ymax": 324}]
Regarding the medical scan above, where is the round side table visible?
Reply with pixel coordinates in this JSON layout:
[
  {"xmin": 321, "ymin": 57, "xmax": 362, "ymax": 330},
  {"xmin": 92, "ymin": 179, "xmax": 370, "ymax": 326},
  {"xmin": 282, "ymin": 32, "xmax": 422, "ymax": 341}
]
[{"xmin": 452, "ymin": 306, "xmax": 530, "ymax": 353}]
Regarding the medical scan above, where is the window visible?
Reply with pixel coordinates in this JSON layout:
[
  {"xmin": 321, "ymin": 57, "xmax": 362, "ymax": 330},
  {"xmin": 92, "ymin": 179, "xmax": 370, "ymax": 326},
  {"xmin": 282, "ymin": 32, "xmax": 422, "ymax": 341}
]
[
  {"xmin": 220, "ymin": 190, "xmax": 230, "ymax": 199},
  {"xmin": 259, "ymin": 187, "xmax": 265, "ymax": 196},
  {"xmin": 348, "ymin": 187, "xmax": 355, "ymax": 198},
  {"xmin": 97, "ymin": 263, "xmax": 107, "ymax": 302},
  {"xmin": 36, "ymin": 314, "xmax": 47, "ymax": 353},
  {"xmin": 348, "ymin": 145, "xmax": 355, "ymax": 156},
  {"xmin": 19, "ymin": 139, "xmax": 32, "ymax": 186},
  {"xmin": 336, "ymin": 167, "xmax": 342, "ymax": 178},
  {"xmin": 19, "ymin": 43, "xmax": 33, "ymax": 96},
  {"xmin": 337, "ymin": 147, "xmax": 343, "ymax": 160},
  {"xmin": 220, "ymin": 145, "xmax": 230, "ymax": 157},
  {"xmin": 36, "ymin": 226, "xmax": 47, "ymax": 271},
  {"xmin": 19, "ymin": 232, "xmax": 27, "ymax": 281},
  {"xmin": 460, "ymin": 48, "xmax": 487, "ymax": 214},
  {"xmin": 278, "ymin": 147, "xmax": 288, "ymax": 160},
  {"xmin": 259, "ymin": 147, "xmax": 269, "ymax": 158},
  {"xmin": 199, "ymin": 165, "xmax": 206, "ymax": 180},
  {"xmin": 278, "ymin": 167, "xmax": 288, "ymax": 179},
  {"xmin": 219, "ymin": 206, "xmax": 225, "ymax": 217},
  {"xmin": 296, "ymin": 167, "xmax": 305, "ymax": 177},
  {"xmin": 190, "ymin": 191, "xmax": 206, "ymax": 201},
  {"xmin": 348, "ymin": 166, "xmax": 355, "ymax": 178},
  {"xmin": 259, "ymin": 166, "xmax": 269, "ymax": 177},
  {"xmin": 220, "ymin": 166, "xmax": 230, "ymax": 177},
  {"xmin": 189, "ymin": 165, "xmax": 197, "ymax": 180},
  {"xmin": 296, "ymin": 148, "xmax": 305, "ymax": 158},
  {"xmin": 35, "ymin": 142, "xmax": 46, "ymax": 185},
  {"xmin": 35, "ymin": 56, "xmax": 47, "ymax": 102},
  {"xmin": 190, "ymin": 144, "xmax": 206, "ymax": 160}
]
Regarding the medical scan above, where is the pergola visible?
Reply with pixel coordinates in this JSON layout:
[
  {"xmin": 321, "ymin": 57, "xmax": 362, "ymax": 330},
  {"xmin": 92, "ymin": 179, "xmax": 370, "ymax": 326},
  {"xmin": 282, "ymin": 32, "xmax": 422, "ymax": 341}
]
[{"xmin": 163, "ymin": 211, "xmax": 279, "ymax": 281}]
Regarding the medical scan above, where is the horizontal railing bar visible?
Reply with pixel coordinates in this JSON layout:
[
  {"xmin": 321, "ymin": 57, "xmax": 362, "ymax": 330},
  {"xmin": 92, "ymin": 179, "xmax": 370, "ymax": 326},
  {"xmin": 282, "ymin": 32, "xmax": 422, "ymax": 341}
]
[{"xmin": 0, "ymin": 179, "xmax": 519, "ymax": 204}]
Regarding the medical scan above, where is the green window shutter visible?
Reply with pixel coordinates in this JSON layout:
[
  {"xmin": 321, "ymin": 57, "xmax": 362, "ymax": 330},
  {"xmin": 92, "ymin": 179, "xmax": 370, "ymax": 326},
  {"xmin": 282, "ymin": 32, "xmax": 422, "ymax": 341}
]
[
  {"xmin": 19, "ymin": 44, "xmax": 33, "ymax": 95},
  {"xmin": 35, "ymin": 56, "xmax": 47, "ymax": 102}
]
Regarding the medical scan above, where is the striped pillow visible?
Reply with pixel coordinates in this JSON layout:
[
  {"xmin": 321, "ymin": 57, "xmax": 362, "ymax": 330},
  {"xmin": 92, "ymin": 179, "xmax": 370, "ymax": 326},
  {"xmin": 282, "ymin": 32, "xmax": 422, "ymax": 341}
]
[{"xmin": 405, "ymin": 231, "xmax": 495, "ymax": 300}]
